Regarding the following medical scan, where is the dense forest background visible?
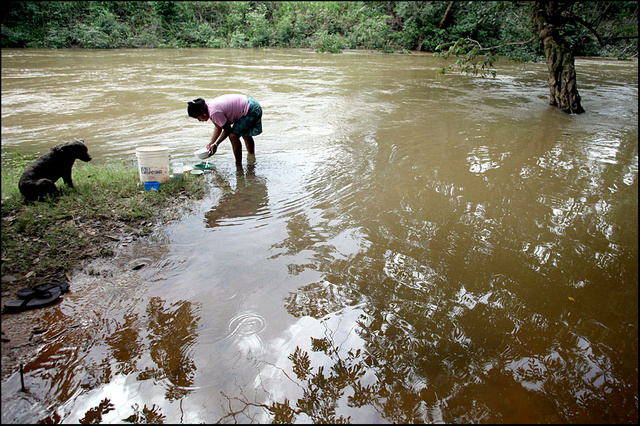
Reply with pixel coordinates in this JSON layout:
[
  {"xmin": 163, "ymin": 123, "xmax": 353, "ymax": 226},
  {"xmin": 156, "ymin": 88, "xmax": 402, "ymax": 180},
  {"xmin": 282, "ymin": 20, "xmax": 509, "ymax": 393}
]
[{"xmin": 2, "ymin": 1, "xmax": 638, "ymax": 59}]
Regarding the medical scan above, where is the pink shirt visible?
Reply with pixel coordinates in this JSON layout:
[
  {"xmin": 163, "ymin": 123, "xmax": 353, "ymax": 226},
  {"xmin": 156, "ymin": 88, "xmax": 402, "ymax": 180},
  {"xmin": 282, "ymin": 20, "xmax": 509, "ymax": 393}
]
[{"xmin": 206, "ymin": 94, "xmax": 249, "ymax": 127}]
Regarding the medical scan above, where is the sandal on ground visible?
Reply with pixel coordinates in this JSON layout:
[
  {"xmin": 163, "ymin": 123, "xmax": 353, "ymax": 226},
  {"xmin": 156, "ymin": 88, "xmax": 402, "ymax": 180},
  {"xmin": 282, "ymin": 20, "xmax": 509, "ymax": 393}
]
[
  {"xmin": 3, "ymin": 289, "xmax": 62, "ymax": 313},
  {"xmin": 16, "ymin": 281, "xmax": 70, "ymax": 300}
]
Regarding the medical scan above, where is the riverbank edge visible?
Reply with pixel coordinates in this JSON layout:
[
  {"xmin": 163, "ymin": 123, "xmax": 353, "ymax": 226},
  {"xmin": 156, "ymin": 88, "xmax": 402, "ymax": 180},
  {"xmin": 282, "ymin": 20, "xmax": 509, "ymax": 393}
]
[
  {"xmin": 1, "ymin": 151, "xmax": 211, "ymax": 384},
  {"xmin": 1, "ymin": 150, "xmax": 208, "ymax": 304}
]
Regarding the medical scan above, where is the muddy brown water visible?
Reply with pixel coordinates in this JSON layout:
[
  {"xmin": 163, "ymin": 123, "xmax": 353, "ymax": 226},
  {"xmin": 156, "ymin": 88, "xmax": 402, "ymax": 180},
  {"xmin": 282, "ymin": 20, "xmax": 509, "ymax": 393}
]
[{"xmin": 1, "ymin": 48, "xmax": 637, "ymax": 423}]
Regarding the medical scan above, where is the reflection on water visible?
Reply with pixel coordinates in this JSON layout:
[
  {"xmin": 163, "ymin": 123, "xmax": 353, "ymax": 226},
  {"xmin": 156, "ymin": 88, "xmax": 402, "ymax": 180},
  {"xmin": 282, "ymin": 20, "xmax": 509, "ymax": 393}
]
[
  {"xmin": 204, "ymin": 162, "xmax": 269, "ymax": 228},
  {"xmin": 1, "ymin": 49, "xmax": 637, "ymax": 423},
  {"xmin": 139, "ymin": 297, "xmax": 199, "ymax": 401}
]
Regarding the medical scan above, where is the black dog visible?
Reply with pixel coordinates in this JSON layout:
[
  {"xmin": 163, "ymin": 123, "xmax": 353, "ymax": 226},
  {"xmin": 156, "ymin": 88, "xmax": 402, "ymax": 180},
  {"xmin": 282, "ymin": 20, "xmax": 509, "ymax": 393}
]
[{"xmin": 19, "ymin": 140, "xmax": 92, "ymax": 201}]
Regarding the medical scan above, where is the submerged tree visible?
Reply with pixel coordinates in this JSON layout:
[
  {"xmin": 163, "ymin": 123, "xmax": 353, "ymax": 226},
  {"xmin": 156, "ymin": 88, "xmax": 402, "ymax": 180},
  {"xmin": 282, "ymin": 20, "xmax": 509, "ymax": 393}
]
[
  {"xmin": 435, "ymin": 0, "xmax": 638, "ymax": 114},
  {"xmin": 532, "ymin": 1, "xmax": 585, "ymax": 114}
]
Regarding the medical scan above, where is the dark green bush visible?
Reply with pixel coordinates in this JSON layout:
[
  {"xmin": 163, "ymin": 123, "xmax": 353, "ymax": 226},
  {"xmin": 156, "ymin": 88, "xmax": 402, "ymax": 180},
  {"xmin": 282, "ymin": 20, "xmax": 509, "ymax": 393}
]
[{"xmin": 0, "ymin": 1, "xmax": 636, "ymax": 58}]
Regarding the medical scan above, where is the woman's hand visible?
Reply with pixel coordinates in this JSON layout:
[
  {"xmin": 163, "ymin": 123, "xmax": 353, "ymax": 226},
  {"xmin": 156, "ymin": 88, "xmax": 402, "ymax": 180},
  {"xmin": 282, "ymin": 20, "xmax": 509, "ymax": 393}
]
[{"xmin": 206, "ymin": 142, "xmax": 218, "ymax": 156}]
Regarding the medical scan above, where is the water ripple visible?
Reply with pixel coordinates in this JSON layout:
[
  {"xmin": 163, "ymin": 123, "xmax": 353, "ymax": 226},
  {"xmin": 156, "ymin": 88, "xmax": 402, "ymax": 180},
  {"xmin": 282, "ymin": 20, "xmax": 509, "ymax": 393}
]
[{"xmin": 228, "ymin": 311, "xmax": 268, "ymax": 338}]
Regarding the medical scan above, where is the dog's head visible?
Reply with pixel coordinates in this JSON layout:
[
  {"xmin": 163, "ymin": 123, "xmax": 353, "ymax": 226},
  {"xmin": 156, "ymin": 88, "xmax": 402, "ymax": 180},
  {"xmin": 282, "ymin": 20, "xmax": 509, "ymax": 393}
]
[{"xmin": 51, "ymin": 139, "xmax": 92, "ymax": 162}]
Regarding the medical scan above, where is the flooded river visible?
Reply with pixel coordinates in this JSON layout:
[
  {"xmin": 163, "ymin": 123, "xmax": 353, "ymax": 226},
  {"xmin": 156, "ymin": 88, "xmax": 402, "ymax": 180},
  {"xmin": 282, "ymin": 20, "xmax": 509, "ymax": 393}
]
[{"xmin": 1, "ymin": 48, "xmax": 637, "ymax": 423}]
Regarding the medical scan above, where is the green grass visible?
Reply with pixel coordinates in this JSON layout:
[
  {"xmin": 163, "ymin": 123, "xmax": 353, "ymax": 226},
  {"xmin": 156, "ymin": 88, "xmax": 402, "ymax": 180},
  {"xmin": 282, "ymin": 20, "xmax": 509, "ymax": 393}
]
[{"xmin": 1, "ymin": 150, "xmax": 208, "ymax": 297}]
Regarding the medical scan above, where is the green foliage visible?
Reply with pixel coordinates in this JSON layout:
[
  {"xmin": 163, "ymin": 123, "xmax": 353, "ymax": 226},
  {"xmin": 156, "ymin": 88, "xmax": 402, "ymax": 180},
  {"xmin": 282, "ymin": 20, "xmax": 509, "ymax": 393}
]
[
  {"xmin": 434, "ymin": 37, "xmax": 498, "ymax": 77},
  {"xmin": 153, "ymin": 1, "xmax": 177, "ymax": 20},
  {"xmin": 393, "ymin": 1, "xmax": 444, "ymax": 51},
  {"xmin": 432, "ymin": 1, "xmax": 637, "ymax": 77},
  {"xmin": 311, "ymin": 30, "xmax": 346, "ymax": 53},
  {"xmin": 1, "ymin": 1, "xmax": 637, "ymax": 56},
  {"xmin": 350, "ymin": 14, "xmax": 393, "ymax": 51}
]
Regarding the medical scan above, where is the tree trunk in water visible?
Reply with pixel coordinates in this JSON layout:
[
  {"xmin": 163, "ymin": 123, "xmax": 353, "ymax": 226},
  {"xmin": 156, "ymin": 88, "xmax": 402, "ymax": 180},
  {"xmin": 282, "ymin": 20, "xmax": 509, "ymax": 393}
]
[{"xmin": 533, "ymin": 1, "xmax": 585, "ymax": 114}]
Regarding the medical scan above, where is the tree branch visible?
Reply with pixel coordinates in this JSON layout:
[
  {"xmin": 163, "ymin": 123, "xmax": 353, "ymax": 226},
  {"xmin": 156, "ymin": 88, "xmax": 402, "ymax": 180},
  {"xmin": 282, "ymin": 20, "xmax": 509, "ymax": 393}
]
[
  {"xmin": 572, "ymin": 15, "xmax": 639, "ymax": 47},
  {"xmin": 442, "ymin": 36, "xmax": 538, "ymax": 53},
  {"xmin": 439, "ymin": 1, "xmax": 455, "ymax": 29}
]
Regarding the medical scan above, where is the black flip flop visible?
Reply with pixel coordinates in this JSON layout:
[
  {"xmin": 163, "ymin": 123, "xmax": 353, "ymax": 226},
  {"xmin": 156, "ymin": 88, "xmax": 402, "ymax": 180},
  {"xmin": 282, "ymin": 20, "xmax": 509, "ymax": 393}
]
[
  {"xmin": 3, "ymin": 289, "xmax": 62, "ymax": 313},
  {"xmin": 16, "ymin": 281, "xmax": 70, "ymax": 300}
]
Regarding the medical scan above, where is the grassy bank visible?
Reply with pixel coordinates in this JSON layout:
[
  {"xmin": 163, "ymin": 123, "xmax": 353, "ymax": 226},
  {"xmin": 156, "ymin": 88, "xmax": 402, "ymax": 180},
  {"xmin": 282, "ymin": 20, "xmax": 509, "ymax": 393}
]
[{"xmin": 1, "ymin": 150, "xmax": 207, "ymax": 301}]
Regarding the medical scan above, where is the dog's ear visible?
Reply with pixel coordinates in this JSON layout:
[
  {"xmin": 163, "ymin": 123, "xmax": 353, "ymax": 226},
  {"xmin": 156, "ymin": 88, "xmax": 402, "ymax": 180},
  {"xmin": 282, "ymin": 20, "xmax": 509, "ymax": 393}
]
[
  {"xmin": 50, "ymin": 144, "xmax": 64, "ymax": 153},
  {"xmin": 50, "ymin": 141, "xmax": 76, "ymax": 154}
]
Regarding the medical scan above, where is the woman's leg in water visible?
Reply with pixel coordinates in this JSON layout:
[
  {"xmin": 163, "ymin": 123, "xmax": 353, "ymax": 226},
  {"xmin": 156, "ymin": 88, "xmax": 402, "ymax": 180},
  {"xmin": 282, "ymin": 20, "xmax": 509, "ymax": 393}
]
[
  {"xmin": 229, "ymin": 134, "xmax": 243, "ymax": 169},
  {"xmin": 243, "ymin": 136, "xmax": 255, "ymax": 155}
]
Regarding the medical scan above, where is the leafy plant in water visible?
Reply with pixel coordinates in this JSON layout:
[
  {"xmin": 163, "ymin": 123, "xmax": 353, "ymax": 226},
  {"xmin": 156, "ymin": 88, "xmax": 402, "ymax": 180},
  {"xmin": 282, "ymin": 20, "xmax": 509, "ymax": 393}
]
[{"xmin": 434, "ymin": 37, "xmax": 498, "ymax": 78}]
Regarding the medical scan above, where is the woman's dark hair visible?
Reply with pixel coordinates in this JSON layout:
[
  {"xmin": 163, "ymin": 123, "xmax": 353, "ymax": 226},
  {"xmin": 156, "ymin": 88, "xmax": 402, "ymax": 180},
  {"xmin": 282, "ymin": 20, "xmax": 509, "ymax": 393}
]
[{"xmin": 187, "ymin": 98, "xmax": 208, "ymax": 118}]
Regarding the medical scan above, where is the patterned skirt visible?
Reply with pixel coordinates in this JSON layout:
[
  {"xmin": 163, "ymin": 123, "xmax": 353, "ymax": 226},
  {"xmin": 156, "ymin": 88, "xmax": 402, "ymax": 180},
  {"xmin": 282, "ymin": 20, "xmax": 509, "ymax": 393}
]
[{"xmin": 231, "ymin": 96, "xmax": 263, "ymax": 137}]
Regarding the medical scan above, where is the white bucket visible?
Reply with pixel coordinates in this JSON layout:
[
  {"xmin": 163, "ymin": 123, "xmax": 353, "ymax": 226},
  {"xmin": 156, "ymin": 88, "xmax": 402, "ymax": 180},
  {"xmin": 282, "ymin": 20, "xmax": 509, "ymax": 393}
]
[{"xmin": 135, "ymin": 146, "xmax": 171, "ymax": 183}]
